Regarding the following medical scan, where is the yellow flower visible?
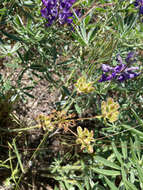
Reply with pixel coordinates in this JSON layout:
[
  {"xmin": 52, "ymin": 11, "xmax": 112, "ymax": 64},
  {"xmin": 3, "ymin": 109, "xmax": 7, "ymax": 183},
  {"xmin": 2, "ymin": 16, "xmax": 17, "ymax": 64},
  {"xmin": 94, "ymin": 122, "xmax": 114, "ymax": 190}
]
[
  {"xmin": 36, "ymin": 115, "xmax": 54, "ymax": 131},
  {"xmin": 76, "ymin": 126, "xmax": 94, "ymax": 153},
  {"xmin": 101, "ymin": 98, "xmax": 119, "ymax": 123},
  {"xmin": 75, "ymin": 76, "xmax": 95, "ymax": 94}
]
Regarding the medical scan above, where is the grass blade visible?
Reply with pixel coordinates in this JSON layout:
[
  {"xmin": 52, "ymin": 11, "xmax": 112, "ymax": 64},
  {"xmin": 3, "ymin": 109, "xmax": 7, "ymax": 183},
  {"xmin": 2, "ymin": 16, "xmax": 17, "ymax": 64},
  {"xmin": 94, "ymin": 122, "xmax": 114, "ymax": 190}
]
[{"xmin": 13, "ymin": 139, "xmax": 25, "ymax": 173}]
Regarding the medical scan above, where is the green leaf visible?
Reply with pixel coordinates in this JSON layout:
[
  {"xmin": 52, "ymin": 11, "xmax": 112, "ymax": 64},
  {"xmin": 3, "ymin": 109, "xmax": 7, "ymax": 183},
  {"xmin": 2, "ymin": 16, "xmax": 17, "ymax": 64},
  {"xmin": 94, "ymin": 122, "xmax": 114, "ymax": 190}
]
[
  {"xmin": 121, "ymin": 124, "xmax": 143, "ymax": 138},
  {"xmin": 30, "ymin": 64, "xmax": 47, "ymax": 72},
  {"xmin": 135, "ymin": 162, "xmax": 143, "ymax": 185},
  {"xmin": 130, "ymin": 138, "xmax": 138, "ymax": 162},
  {"xmin": 104, "ymin": 177, "xmax": 118, "ymax": 190},
  {"xmin": 88, "ymin": 27, "xmax": 97, "ymax": 43},
  {"xmin": 116, "ymin": 13, "xmax": 124, "ymax": 33},
  {"xmin": 134, "ymin": 136, "xmax": 141, "ymax": 159},
  {"xmin": 54, "ymin": 186, "xmax": 59, "ymax": 190},
  {"xmin": 84, "ymin": 15, "xmax": 92, "ymax": 26},
  {"xmin": 121, "ymin": 165, "xmax": 129, "ymax": 190},
  {"xmin": 23, "ymin": 91, "xmax": 34, "ymax": 98},
  {"xmin": 75, "ymin": 103, "xmax": 82, "ymax": 115},
  {"xmin": 125, "ymin": 180, "xmax": 138, "ymax": 190},
  {"xmin": 23, "ymin": 0, "xmax": 34, "ymax": 6},
  {"xmin": 1, "ymin": 30, "xmax": 22, "ymax": 41},
  {"xmin": 112, "ymin": 142, "xmax": 123, "ymax": 165},
  {"xmin": 132, "ymin": 109, "xmax": 143, "ymax": 128},
  {"xmin": 57, "ymin": 59, "xmax": 74, "ymax": 66},
  {"xmin": 13, "ymin": 140, "xmax": 25, "ymax": 173},
  {"xmin": 91, "ymin": 167, "xmax": 120, "ymax": 176},
  {"xmin": 59, "ymin": 181, "xmax": 67, "ymax": 190},
  {"xmin": 14, "ymin": 15, "xmax": 24, "ymax": 28},
  {"xmin": 4, "ymin": 63, "xmax": 20, "ymax": 69},
  {"xmin": 124, "ymin": 13, "xmax": 138, "ymax": 33},
  {"xmin": 61, "ymin": 86, "xmax": 71, "ymax": 96},
  {"xmin": 0, "ymin": 8, "xmax": 7, "ymax": 15},
  {"xmin": 121, "ymin": 140, "xmax": 127, "ymax": 160},
  {"xmin": 94, "ymin": 156, "xmax": 121, "ymax": 170}
]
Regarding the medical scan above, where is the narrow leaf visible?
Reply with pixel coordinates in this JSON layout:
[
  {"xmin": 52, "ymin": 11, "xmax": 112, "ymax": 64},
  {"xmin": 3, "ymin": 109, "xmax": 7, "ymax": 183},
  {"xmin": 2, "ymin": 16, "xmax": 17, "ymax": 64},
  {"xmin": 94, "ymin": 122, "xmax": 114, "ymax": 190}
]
[
  {"xmin": 112, "ymin": 142, "xmax": 123, "ymax": 164},
  {"xmin": 13, "ymin": 140, "xmax": 25, "ymax": 173},
  {"xmin": 94, "ymin": 156, "xmax": 121, "ymax": 170},
  {"xmin": 91, "ymin": 167, "xmax": 120, "ymax": 176},
  {"xmin": 104, "ymin": 177, "xmax": 118, "ymax": 190}
]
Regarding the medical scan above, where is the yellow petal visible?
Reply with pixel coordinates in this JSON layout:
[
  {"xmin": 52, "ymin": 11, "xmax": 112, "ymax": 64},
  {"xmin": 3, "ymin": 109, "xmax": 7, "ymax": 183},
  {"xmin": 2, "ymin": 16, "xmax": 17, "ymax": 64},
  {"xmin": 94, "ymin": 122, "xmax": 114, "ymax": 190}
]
[
  {"xmin": 109, "ymin": 111, "xmax": 119, "ymax": 123},
  {"xmin": 87, "ymin": 145, "xmax": 93, "ymax": 153},
  {"xmin": 107, "ymin": 97, "xmax": 114, "ymax": 105},
  {"xmin": 77, "ymin": 126, "xmax": 83, "ymax": 135}
]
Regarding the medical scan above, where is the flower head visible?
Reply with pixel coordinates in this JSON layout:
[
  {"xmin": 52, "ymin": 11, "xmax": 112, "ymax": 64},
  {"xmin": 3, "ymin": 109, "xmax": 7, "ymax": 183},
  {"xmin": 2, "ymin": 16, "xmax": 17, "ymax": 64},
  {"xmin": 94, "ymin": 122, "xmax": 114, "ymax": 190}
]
[
  {"xmin": 75, "ymin": 76, "xmax": 95, "ymax": 94},
  {"xmin": 99, "ymin": 52, "xmax": 140, "ymax": 83},
  {"xmin": 76, "ymin": 126, "xmax": 94, "ymax": 153},
  {"xmin": 36, "ymin": 114, "xmax": 54, "ymax": 131},
  {"xmin": 41, "ymin": 0, "xmax": 79, "ymax": 26},
  {"xmin": 101, "ymin": 98, "xmax": 119, "ymax": 123}
]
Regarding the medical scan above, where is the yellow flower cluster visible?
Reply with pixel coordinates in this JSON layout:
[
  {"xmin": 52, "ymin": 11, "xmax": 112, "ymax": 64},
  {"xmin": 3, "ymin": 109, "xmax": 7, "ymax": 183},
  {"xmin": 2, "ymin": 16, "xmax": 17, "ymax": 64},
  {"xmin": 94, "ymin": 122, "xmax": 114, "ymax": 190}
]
[
  {"xmin": 75, "ymin": 76, "xmax": 95, "ymax": 94},
  {"xmin": 76, "ymin": 126, "xmax": 95, "ymax": 153},
  {"xmin": 36, "ymin": 110, "xmax": 76, "ymax": 132},
  {"xmin": 100, "ymin": 97, "xmax": 119, "ymax": 123},
  {"xmin": 36, "ymin": 114, "xmax": 54, "ymax": 131}
]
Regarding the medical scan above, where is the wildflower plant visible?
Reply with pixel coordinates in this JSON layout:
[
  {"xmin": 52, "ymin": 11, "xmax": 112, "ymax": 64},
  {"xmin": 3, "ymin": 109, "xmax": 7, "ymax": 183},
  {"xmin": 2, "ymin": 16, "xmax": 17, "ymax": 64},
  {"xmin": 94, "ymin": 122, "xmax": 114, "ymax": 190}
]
[{"xmin": 1, "ymin": 0, "xmax": 143, "ymax": 189}]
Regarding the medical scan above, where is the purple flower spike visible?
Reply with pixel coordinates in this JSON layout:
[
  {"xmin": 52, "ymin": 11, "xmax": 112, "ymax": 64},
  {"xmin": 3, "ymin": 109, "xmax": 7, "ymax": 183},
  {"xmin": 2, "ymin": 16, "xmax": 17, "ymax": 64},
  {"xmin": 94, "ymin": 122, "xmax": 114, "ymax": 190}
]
[
  {"xmin": 41, "ymin": 0, "xmax": 80, "ymax": 26},
  {"xmin": 99, "ymin": 52, "xmax": 140, "ymax": 83}
]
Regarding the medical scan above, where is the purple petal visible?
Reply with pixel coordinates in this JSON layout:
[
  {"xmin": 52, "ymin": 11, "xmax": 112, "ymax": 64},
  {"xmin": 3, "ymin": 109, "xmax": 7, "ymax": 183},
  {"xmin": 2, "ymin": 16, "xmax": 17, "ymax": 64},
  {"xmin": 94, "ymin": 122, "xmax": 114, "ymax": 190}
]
[
  {"xmin": 139, "ymin": 6, "xmax": 143, "ymax": 14},
  {"xmin": 117, "ymin": 74, "xmax": 127, "ymax": 82},
  {"xmin": 101, "ymin": 64, "xmax": 114, "ymax": 72},
  {"xmin": 42, "ymin": 0, "xmax": 48, "ymax": 6},
  {"xmin": 41, "ymin": 8, "xmax": 48, "ymax": 18},
  {"xmin": 134, "ymin": 0, "xmax": 143, "ymax": 6},
  {"xmin": 114, "ymin": 64, "xmax": 125, "ymax": 73},
  {"xmin": 128, "ymin": 72, "xmax": 140, "ymax": 79},
  {"xmin": 125, "ymin": 66, "xmax": 139, "ymax": 72},
  {"xmin": 116, "ymin": 54, "xmax": 123, "ymax": 64},
  {"xmin": 98, "ymin": 73, "xmax": 115, "ymax": 82},
  {"xmin": 98, "ymin": 74, "xmax": 109, "ymax": 82},
  {"xmin": 125, "ymin": 52, "xmax": 136, "ymax": 63}
]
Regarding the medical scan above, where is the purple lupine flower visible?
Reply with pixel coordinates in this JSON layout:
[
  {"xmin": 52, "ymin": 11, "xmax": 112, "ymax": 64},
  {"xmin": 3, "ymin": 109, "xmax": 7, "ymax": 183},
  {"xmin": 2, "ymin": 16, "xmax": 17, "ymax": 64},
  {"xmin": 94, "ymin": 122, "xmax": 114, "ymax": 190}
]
[
  {"xmin": 41, "ymin": 0, "xmax": 79, "ymax": 26},
  {"xmin": 99, "ymin": 52, "xmax": 140, "ymax": 83},
  {"xmin": 134, "ymin": 0, "xmax": 143, "ymax": 14}
]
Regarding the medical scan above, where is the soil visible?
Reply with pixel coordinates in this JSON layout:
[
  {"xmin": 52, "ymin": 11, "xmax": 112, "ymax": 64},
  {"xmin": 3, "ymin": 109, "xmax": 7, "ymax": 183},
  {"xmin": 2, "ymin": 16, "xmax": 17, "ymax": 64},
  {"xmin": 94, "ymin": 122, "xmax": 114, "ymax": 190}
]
[{"xmin": 0, "ymin": 64, "xmax": 64, "ymax": 189}]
